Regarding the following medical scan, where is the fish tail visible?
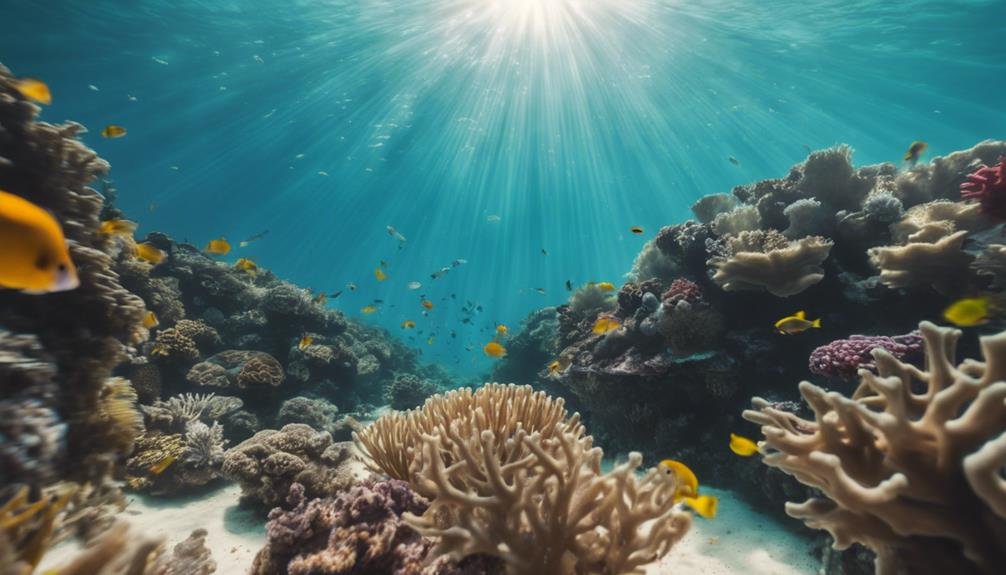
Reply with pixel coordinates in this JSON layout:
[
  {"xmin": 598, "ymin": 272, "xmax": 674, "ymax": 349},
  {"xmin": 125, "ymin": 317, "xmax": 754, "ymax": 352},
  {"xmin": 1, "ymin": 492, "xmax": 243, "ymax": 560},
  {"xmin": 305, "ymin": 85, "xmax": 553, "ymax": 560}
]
[{"xmin": 812, "ymin": 318, "xmax": 822, "ymax": 328}]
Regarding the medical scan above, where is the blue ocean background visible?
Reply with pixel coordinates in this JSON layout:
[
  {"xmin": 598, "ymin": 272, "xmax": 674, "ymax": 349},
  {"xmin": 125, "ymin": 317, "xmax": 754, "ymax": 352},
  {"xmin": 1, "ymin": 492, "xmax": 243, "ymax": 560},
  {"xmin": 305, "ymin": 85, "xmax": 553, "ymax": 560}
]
[{"xmin": 2, "ymin": 0, "xmax": 1003, "ymax": 375}]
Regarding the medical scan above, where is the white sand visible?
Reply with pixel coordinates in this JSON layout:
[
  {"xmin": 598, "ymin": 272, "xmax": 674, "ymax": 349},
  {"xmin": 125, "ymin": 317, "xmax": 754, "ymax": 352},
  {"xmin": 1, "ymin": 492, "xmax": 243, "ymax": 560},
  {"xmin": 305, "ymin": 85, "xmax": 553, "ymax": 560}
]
[{"xmin": 40, "ymin": 483, "xmax": 817, "ymax": 574}]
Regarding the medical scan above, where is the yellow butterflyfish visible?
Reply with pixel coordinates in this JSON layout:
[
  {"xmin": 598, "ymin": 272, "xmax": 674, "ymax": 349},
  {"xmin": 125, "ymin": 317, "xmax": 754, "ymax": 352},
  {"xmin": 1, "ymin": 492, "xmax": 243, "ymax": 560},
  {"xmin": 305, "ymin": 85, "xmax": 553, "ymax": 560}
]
[
  {"xmin": 401, "ymin": 320, "xmax": 416, "ymax": 329},
  {"xmin": 101, "ymin": 124, "xmax": 127, "ymax": 138},
  {"xmin": 421, "ymin": 299, "xmax": 434, "ymax": 310},
  {"xmin": 235, "ymin": 258, "xmax": 258, "ymax": 274},
  {"xmin": 298, "ymin": 335, "xmax": 313, "ymax": 350},
  {"xmin": 204, "ymin": 237, "xmax": 231, "ymax": 255},
  {"xmin": 496, "ymin": 324, "xmax": 508, "ymax": 335},
  {"xmin": 595, "ymin": 282, "xmax": 616, "ymax": 292},
  {"xmin": 100, "ymin": 218, "xmax": 137, "ymax": 237},
  {"xmin": 148, "ymin": 454, "xmax": 177, "ymax": 475},
  {"xmin": 774, "ymin": 310, "xmax": 820, "ymax": 334},
  {"xmin": 134, "ymin": 242, "xmax": 167, "ymax": 265},
  {"xmin": 659, "ymin": 459, "xmax": 698, "ymax": 499},
  {"xmin": 943, "ymin": 296, "xmax": 991, "ymax": 327},
  {"xmin": 15, "ymin": 78, "xmax": 52, "ymax": 104},
  {"xmin": 143, "ymin": 311, "xmax": 159, "ymax": 329},
  {"xmin": 0, "ymin": 189, "xmax": 79, "ymax": 293},
  {"xmin": 729, "ymin": 433, "xmax": 758, "ymax": 457},
  {"xmin": 483, "ymin": 341, "xmax": 506, "ymax": 358},
  {"xmin": 361, "ymin": 305, "xmax": 378, "ymax": 315},
  {"xmin": 682, "ymin": 495, "xmax": 718, "ymax": 519},
  {"xmin": 375, "ymin": 268, "xmax": 388, "ymax": 282},
  {"xmin": 592, "ymin": 316, "xmax": 621, "ymax": 335}
]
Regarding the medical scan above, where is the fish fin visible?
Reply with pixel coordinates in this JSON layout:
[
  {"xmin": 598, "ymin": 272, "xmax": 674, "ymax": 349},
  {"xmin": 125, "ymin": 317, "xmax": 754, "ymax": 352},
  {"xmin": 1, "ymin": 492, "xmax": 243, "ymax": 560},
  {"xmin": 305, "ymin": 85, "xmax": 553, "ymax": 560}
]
[
  {"xmin": 795, "ymin": 311, "xmax": 805, "ymax": 319},
  {"xmin": 812, "ymin": 318, "xmax": 821, "ymax": 328}
]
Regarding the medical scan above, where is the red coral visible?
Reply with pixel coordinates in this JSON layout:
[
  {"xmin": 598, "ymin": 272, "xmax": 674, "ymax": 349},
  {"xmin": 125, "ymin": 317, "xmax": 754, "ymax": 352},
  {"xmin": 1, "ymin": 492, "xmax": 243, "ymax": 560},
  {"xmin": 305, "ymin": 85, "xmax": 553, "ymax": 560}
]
[
  {"xmin": 661, "ymin": 278, "xmax": 702, "ymax": 305},
  {"xmin": 960, "ymin": 157, "xmax": 1006, "ymax": 220}
]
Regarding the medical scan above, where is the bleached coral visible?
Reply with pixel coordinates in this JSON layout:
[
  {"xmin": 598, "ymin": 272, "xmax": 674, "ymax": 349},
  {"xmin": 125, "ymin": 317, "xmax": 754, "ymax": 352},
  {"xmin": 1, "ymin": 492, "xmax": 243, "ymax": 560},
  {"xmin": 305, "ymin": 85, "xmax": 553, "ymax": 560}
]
[
  {"xmin": 708, "ymin": 233, "xmax": 833, "ymax": 297},
  {"xmin": 627, "ymin": 240, "xmax": 679, "ymax": 283},
  {"xmin": 142, "ymin": 393, "xmax": 216, "ymax": 433},
  {"xmin": 782, "ymin": 198, "xmax": 832, "ymax": 238},
  {"xmin": 182, "ymin": 421, "xmax": 226, "ymax": 469},
  {"xmin": 711, "ymin": 205, "xmax": 761, "ymax": 236},
  {"xmin": 743, "ymin": 321, "xmax": 1006, "ymax": 575},
  {"xmin": 867, "ymin": 229, "xmax": 972, "ymax": 294}
]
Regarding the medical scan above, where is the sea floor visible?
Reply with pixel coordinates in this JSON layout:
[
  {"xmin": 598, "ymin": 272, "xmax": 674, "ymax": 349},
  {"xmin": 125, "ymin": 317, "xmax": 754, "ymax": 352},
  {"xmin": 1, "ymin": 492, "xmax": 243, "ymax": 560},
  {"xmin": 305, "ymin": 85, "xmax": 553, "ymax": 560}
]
[{"xmin": 38, "ymin": 483, "xmax": 818, "ymax": 574}]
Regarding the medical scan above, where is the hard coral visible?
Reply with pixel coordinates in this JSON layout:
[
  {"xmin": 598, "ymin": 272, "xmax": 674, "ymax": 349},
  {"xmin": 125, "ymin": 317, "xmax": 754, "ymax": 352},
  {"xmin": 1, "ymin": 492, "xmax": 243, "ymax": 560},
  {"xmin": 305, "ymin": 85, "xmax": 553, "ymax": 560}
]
[
  {"xmin": 661, "ymin": 278, "xmax": 702, "ymax": 304},
  {"xmin": 277, "ymin": 396, "xmax": 341, "ymax": 432},
  {"xmin": 384, "ymin": 374, "xmax": 437, "ymax": 411},
  {"xmin": 960, "ymin": 156, "xmax": 1006, "ymax": 220},
  {"xmin": 708, "ymin": 233, "xmax": 833, "ymax": 297},
  {"xmin": 222, "ymin": 424, "xmax": 359, "ymax": 508},
  {"xmin": 187, "ymin": 350, "xmax": 284, "ymax": 392},
  {"xmin": 744, "ymin": 321, "xmax": 1006, "ymax": 575},
  {"xmin": 808, "ymin": 331, "xmax": 923, "ymax": 378}
]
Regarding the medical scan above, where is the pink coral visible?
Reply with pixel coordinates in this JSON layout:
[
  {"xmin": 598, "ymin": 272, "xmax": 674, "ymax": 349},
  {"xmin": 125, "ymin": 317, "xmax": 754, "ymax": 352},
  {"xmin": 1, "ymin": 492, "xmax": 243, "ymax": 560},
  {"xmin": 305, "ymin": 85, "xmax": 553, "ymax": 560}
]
[
  {"xmin": 661, "ymin": 278, "xmax": 702, "ymax": 304},
  {"xmin": 960, "ymin": 157, "xmax": 1006, "ymax": 220},
  {"xmin": 808, "ymin": 331, "xmax": 923, "ymax": 378}
]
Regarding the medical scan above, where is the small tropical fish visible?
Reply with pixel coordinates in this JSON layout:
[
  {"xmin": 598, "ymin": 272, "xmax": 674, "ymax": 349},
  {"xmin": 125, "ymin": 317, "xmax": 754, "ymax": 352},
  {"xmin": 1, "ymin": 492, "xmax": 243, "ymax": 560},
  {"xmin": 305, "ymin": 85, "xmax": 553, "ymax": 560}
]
[
  {"xmin": 421, "ymin": 300, "xmax": 434, "ymax": 310},
  {"xmin": 431, "ymin": 267, "xmax": 450, "ymax": 280},
  {"xmin": 205, "ymin": 238, "xmax": 231, "ymax": 255},
  {"xmin": 143, "ymin": 311, "xmax": 159, "ymax": 329},
  {"xmin": 592, "ymin": 316, "xmax": 621, "ymax": 335},
  {"xmin": 728, "ymin": 156, "xmax": 740, "ymax": 166},
  {"xmin": 595, "ymin": 282, "xmax": 615, "ymax": 292},
  {"xmin": 328, "ymin": 290, "xmax": 342, "ymax": 299},
  {"xmin": 148, "ymin": 454, "xmax": 177, "ymax": 475},
  {"xmin": 0, "ymin": 189, "xmax": 79, "ymax": 291},
  {"xmin": 451, "ymin": 259, "xmax": 468, "ymax": 267},
  {"xmin": 314, "ymin": 293, "xmax": 327, "ymax": 305},
  {"xmin": 150, "ymin": 343, "xmax": 168, "ymax": 357},
  {"xmin": 401, "ymin": 320, "xmax": 416, "ymax": 329},
  {"xmin": 298, "ymin": 335, "xmax": 313, "ymax": 350},
  {"xmin": 534, "ymin": 287, "xmax": 546, "ymax": 295},
  {"xmin": 234, "ymin": 258, "xmax": 258, "ymax": 274},
  {"xmin": 318, "ymin": 171, "xmax": 329, "ymax": 177},
  {"xmin": 239, "ymin": 230, "xmax": 269, "ymax": 247},
  {"xmin": 630, "ymin": 226, "xmax": 644, "ymax": 234},
  {"xmin": 496, "ymin": 324, "xmax": 508, "ymax": 335},
  {"xmin": 547, "ymin": 360, "xmax": 562, "ymax": 374},
  {"xmin": 565, "ymin": 280, "xmax": 573, "ymax": 291},
  {"xmin": 774, "ymin": 310, "xmax": 821, "ymax": 334},
  {"xmin": 407, "ymin": 281, "xmax": 422, "ymax": 290},
  {"xmin": 89, "ymin": 84, "xmax": 99, "ymax": 92},
  {"xmin": 375, "ymin": 268, "xmax": 388, "ymax": 282},
  {"xmin": 387, "ymin": 225, "xmax": 407, "ymax": 243},
  {"xmin": 15, "ymin": 78, "xmax": 52, "ymax": 104},
  {"xmin": 379, "ymin": 260, "xmax": 388, "ymax": 268},
  {"xmin": 943, "ymin": 296, "xmax": 991, "ymax": 327},
  {"xmin": 541, "ymin": 248, "xmax": 548, "ymax": 256},
  {"xmin": 729, "ymin": 433, "xmax": 758, "ymax": 457},
  {"xmin": 483, "ymin": 341, "xmax": 506, "ymax": 358},
  {"xmin": 347, "ymin": 283, "xmax": 357, "ymax": 291},
  {"xmin": 659, "ymin": 459, "xmax": 698, "ymax": 498},
  {"xmin": 547, "ymin": 356, "xmax": 571, "ymax": 376},
  {"xmin": 361, "ymin": 305, "xmax": 378, "ymax": 314},
  {"xmin": 681, "ymin": 495, "xmax": 718, "ymax": 519},
  {"xmin": 99, "ymin": 218, "xmax": 137, "ymax": 237},
  {"xmin": 486, "ymin": 214, "xmax": 501, "ymax": 223},
  {"xmin": 427, "ymin": 336, "xmax": 435, "ymax": 345},
  {"xmin": 101, "ymin": 125, "xmax": 127, "ymax": 138},
  {"xmin": 903, "ymin": 141, "xmax": 928, "ymax": 165},
  {"xmin": 135, "ymin": 242, "xmax": 167, "ymax": 265}
]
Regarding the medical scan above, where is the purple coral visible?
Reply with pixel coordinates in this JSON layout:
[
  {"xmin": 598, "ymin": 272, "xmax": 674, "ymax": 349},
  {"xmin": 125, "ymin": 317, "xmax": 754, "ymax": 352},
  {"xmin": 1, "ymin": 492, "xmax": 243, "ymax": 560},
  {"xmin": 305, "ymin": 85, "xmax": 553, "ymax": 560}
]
[
  {"xmin": 661, "ymin": 278, "xmax": 703, "ymax": 304},
  {"xmin": 808, "ymin": 331, "xmax": 923, "ymax": 378},
  {"xmin": 960, "ymin": 157, "xmax": 1006, "ymax": 220}
]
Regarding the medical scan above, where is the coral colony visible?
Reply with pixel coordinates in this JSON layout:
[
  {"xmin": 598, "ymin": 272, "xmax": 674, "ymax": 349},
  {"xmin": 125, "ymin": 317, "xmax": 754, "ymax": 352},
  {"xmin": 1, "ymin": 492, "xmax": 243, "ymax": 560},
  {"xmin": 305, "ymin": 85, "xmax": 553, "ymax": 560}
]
[{"xmin": 1, "ymin": 60, "xmax": 1004, "ymax": 575}]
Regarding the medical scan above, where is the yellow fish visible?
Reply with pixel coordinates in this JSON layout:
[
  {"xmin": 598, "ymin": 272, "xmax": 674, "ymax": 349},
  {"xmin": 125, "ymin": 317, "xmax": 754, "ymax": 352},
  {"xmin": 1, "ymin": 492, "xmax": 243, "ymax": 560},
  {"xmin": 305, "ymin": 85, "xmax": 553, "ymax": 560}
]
[
  {"xmin": 903, "ymin": 140, "xmax": 928, "ymax": 163},
  {"xmin": 421, "ymin": 299, "xmax": 434, "ymax": 310},
  {"xmin": 483, "ymin": 341, "xmax": 506, "ymax": 358},
  {"xmin": 681, "ymin": 495, "xmax": 718, "ymax": 519},
  {"xmin": 143, "ymin": 311, "xmax": 159, "ymax": 329},
  {"xmin": 99, "ymin": 218, "xmax": 137, "ymax": 236},
  {"xmin": 375, "ymin": 268, "xmax": 388, "ymax": 282},
  {"xmin": 547, "ymin": 356, "xmax": 571, "ymax": 376},
  {"xmin": 943, "ymin": 296, "xmax": 991, "ymax": 327},
  {"xmin": 134, "ymin": 242, "xmax": 167, "ymax": 265},
  {"xmin": 205, "ymin": 238, "xmax": 230, "ymax": 255},
  {"xmin": 729, "ymin": 433, "xmax": 758, "ymax": 457},
  {"xmin": 314, "ymin": 293, "xmax": 327, "ymax": 305},
  {"xmin": 496, "ymin": 324, "xmax": 508, "ymax": 335},
  {"xmin": 774, "ymin": 310, "xmax": 820, "ymax": 334},
  {"xmin": 592, "ymin": 316, "xmax": 621, "ymax": 335},
  {"xmin": 101, "ymin": 125, "xmax": 127, "ymax": 138},
  {"xmin": 15, "ymin": 78, "xmax": 52, "ymax": 104},
  {"xmin": 298, "ymin": 335, "xmax": 313, "ymax": 350},
  {"xmin": 401, "ymin": 320, "xmax": 416, "ymax": 329},
  {"xmin": 547, "ymin": 360, "xmax": 562, "ymax": 374},
  {"xmin": 659, "ymin": 459, "xmax": 698, "ymax": 498},
  {"xmin": 361, "ymin": 305, "xmax": 378, "ymax": 315},
  {"xmin": 629, "ymin": 226, "xmax": 644, "ymax": 234},
  {"xmin": 0, "ymin": 189, "xmax": 79, "ymax": 293},
  {"xmin": 595, "ymin": 282, "xmax": 616, "ymax": 292},
  {"xmin": 148, "ymin": 454, "xmax": 177, "ymax": 475},
  {"xmin": 427, "ymin": 336, "xmax": 435, "ymax": 345},
  {"xmin": 234, "ymin": 258, "xmax": 258, "ymax": 274}
]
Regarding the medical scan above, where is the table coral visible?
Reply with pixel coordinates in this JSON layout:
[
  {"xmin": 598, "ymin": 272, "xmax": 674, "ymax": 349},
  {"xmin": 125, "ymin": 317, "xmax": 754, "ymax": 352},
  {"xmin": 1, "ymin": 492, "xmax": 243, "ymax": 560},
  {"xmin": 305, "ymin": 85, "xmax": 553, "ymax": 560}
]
[
  {"xmin": 708, "ymin": 233, "xmax": 833, "ymax": 297},
  {"xmin": 744, "ymin": 321, "xmax": 1006, "ymax": 574}
]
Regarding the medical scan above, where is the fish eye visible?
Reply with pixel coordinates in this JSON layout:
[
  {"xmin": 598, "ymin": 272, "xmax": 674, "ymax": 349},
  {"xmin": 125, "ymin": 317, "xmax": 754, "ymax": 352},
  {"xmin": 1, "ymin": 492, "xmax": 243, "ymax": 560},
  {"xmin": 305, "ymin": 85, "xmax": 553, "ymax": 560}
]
[
  {"xmin": 34, "ymin": 253, "xmax": 51, "ymax": 270},
  {"xmin": 57, "ymin": 263, "xmax": 67, "ymax": 272}
]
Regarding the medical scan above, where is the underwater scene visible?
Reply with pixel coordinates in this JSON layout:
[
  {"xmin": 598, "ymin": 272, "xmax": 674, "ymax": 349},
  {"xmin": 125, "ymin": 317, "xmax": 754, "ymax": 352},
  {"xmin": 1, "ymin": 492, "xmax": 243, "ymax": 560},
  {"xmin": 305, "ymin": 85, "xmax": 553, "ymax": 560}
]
[{"xmin": 1, "ymin": 0, "xmax": 1005, "ymax": 573}]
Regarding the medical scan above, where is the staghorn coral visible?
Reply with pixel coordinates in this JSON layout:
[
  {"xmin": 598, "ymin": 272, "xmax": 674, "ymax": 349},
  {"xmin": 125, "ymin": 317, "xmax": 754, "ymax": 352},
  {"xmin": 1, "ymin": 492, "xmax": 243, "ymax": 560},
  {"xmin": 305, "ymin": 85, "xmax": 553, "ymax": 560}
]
[
  {"xmin": 867, "ymin": 229, "xmax": 973, "ymax": 294},
  {"xmin": 708, "ymin": 233, "xmax": 833, "ymax": 297},
  {"xmin": 808, "ymin": 331, "xmax": 923, "ymax": 378},
  {"xmin": 393, "ymin": 384, "xmax": 693, "ymax": 575},
  {"xmin": 743, "ymin": 321, "xmax": 1006, "ymax": 575},
  {"xmin": 0, "ymin": 64, "xmax": 147, "ymax": 482},
  {"xmin": 222, "ymin": 424, "xmax": 360, "ymax": 508}
]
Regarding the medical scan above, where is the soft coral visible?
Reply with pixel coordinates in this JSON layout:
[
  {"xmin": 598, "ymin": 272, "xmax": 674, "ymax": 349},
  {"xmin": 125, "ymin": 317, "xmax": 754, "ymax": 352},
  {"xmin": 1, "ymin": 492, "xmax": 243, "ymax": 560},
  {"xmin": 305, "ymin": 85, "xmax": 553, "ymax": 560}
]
[{"xmin": 961, "ymin": 156, "xmax": 1006, "ymax": 220}]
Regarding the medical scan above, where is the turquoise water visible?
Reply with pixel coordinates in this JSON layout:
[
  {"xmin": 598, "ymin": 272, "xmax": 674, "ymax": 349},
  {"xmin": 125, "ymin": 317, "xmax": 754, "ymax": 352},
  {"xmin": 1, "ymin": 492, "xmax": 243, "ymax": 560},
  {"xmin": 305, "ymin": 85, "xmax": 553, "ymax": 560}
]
[{"xmin": 2, "ymin": 0, "xmax": 1003, "ymax": 374}]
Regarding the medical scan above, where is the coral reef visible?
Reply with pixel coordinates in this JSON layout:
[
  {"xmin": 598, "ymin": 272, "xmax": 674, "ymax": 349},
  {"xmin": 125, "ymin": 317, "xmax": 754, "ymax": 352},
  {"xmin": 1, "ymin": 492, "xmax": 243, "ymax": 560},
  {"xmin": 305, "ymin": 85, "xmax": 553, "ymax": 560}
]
[
  {"xmin": 277, "ymin": 396, "xmax": 341, "ymax": 432},
  {"xmin": 0, "ymin": 64, "xmax": 147, "ymax": 483},
  {"xmin": 808, "ymin": 331, "xmax": 923, "ymax": 378},
  {"xmin": 383, "ymin": 374, "xmax": 437, "ymax": 411},
  {"xmin": 744, "ymin": 321, "xmax": 1006, "ymax": 574},
  {"xmin": 356, "ymin": 384, "xmax": 692, "ymax": 574},
  {"xmin": 222, "ymin": 424, "xmax": 361, "ymax": 508},
  {"xmin": 960, "ymin": 156, "xmax": 1006, "ymax": 221},
  {"xmin": 187, "ymin": 350, "xmax": 285, "ymax": 392},
  {"xmin": 708, "ymin": 232, "xmax": 833, "ymax": 297}
]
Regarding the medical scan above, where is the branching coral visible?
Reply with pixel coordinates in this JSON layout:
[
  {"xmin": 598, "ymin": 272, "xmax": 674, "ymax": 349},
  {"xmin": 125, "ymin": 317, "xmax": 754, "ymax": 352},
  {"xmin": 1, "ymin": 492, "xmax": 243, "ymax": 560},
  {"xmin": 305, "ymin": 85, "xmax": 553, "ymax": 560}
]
[
  {"xmin": 744, "ymin": 321, "xmax": 1006, "ymax": 574},
  {"xmin": 142, "ymin": 392, "xmax": 216, "ymax": 433},
  {"xmin": 960, "ymin": 156, "xmax": 1006, "ymax": 221},
  {"xmin": 0, "ymin": 485, "xmax": 74, "ymax": 573},
  {"xmin": 182, "ymin": 421, "xmax": 227, "ymax": 469},
  {"xmin": 707, "ymin": 232, "xmax": 833, "ymax": 297},
  {"xmin": 355, "ymin": 384, "xmax": 692, "ymax": 575}
]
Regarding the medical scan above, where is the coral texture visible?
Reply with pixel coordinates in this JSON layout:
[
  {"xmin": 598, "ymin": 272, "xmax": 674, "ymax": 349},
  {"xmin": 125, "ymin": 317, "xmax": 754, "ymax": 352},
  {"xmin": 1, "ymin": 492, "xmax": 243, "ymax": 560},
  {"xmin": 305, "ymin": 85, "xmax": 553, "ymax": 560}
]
[
  {"xmin": 808, "ymin": 331, "xmax": 923, "ymax": 378},
  {"xmin": 384, "ymin": 374, "xmax": 437, "ymax": 411},
  {"xmin": 744, "ymin": 321, "xmax": 1006, "ymax": 574},
  {"xmin": 960, "ymin": 157, "xmax": 1006, "ymax": 220},
  {"xmin": 708, "ymin": 233, "xmax": 833, "ymax": 297}
]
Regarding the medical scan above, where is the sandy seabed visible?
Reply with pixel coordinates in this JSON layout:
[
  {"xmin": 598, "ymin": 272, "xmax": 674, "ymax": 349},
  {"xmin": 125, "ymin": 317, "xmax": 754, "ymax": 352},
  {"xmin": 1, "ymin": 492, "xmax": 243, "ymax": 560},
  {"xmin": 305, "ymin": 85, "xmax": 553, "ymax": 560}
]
[{"xmin": 39, "ymin": 483, "xmax": 818, "ymax": 574}]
